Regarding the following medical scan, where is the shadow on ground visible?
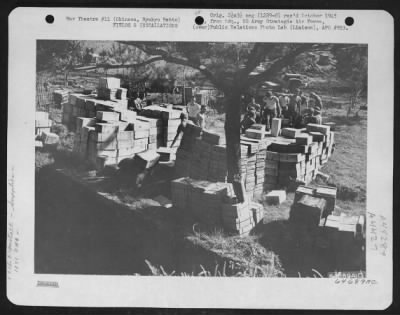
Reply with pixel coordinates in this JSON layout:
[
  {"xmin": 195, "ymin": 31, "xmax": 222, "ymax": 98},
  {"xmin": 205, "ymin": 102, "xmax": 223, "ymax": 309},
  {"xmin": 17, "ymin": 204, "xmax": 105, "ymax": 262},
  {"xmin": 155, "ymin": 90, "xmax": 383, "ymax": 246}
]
[
  {"xmin": 252, "ymin": 219, "xmax": 365, "ymax": 277},
  {"xmin": 35, "ymin": 166, "xmax": 185, "ymax": 275},
  {"xmin": 35, "ymin": 166, "xmax": 235, "ymax": 276}
]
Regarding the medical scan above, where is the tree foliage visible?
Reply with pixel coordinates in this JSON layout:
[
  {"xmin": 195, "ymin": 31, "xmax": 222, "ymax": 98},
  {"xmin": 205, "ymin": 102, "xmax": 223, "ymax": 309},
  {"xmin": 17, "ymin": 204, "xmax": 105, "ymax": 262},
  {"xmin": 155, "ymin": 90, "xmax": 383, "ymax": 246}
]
[
  {"xmin": 332, "ymin": 44, "xmax": 368, "ymax": 115},
  {"xmin": 333, "ymin": 44, "xmax": 367, "ymax": 94},
  {"xmin": 37, "ymin": 40, "xmax": 83, "ymax": 72}
]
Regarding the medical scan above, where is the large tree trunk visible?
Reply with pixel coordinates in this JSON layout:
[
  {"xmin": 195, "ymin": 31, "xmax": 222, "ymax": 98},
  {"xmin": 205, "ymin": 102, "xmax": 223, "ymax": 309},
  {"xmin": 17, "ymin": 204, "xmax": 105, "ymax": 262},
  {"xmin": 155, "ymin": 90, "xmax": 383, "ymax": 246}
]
[{"xmin": 224, "ymin": 89, "xmax": 245, "ymax": 202}]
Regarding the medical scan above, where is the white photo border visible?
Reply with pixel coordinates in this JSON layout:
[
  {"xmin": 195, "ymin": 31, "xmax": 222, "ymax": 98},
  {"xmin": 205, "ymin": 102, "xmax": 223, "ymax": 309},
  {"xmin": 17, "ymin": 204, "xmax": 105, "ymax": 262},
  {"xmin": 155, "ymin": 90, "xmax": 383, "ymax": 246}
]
[{"xmin": 7, "ymin": 7, "xmax": 394, "ymax": 309}]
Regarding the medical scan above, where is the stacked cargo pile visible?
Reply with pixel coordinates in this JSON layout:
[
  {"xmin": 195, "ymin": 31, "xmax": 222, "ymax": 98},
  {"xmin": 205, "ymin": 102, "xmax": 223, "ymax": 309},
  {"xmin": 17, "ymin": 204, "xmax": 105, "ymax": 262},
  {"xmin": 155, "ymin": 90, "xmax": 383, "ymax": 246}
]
[
  {"xmin": 173, "ymin": 120, "xmax": 335, "ymax": 200},
  {"xmin": 136, "ymin": 116, "xmax": 162, "ymax": 151},
  {"xmin": 72, "ymin": 117, "xmax": 96, "ymax": 160},
  {"xmin": 171, "ymin": 177, "xmax": 234, "ymax": 228},
  {"xmin": 208, "ymin": 145, "xmax": 228, "ymax": 182},
  {"xmin": 189, "ymin": 137, "xmax": 214, "ymax": 180},
  {"xmin": 260, "ymin": 123, "xmax": 335, "ymax": 190},
  {"xmin": 174, "ymin": 123, "xmax": 203, "ymax": 178},
  {"xmin": 97, "ymin": 77, "xmax": 127, "ymax": 101},
  {"xmin": 254, "ymin": 141, "xmax": 268, "ymax": 196},
  {"xmin": 221, "ymin": 199, "xmax": 264, "ymax": 236},
  {"xmin": 175, "ymin": 128, "xmax": 223, "ymax": 180},
  {"xmin": 288, "ymin": 184, "xmax": 365, "ymax": 268},
  {"xmin": 72, "ymin": 111, "xmax": 155, "ymax": 169},
  {"xmin": 116, "ymin": 87, "xmax": 128, "ymax": 100},
  {"xmin": 157, "ymin": 147, "xmax": 176, "ymax": 162},
  {"xmin": 321, "ymin": 213, "xmax": 365, "ymax": 241},
  {"xmin": 319, "ymin": 212, "xmax": 365, "ymax": 269},
  {"xmin": 289, "ymin": 184, "xmax": 337, "ymax": 226},
  {"xmin": 171, "ymin": 177, "xmax": 263, "ymax": 235},
  {"xmin": 60, "ymin": 76, "xmax": 166, "ymax": 169},
  {"xmin": 61, "ymin": 77, "xmax": 132, "ymax": 131},
  {"xmin": 139, "ymin": 105, "xmax": 184, "ymax": 148},
  {"xmin": 240, "ymin": 128, "xmax": 271, "ymax": 198},
  {"xmin": 53, "ymin": 89, "xmax": 70, "ymax": 107},
  {"xmin": 35, "ymin": 111, "xmax": 52, "ymax": 136},
  {"xmin": 174, "ymin": 124, "xmax": 272, "ymax": 199}
]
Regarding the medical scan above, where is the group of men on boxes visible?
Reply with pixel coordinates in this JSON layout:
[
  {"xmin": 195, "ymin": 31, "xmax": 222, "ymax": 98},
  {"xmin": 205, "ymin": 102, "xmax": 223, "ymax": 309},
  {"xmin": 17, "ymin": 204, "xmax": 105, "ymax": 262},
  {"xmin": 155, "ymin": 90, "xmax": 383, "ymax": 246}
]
[{"xmin": 240, "ymin": 88, "xmax": 323, "ymax": 133}]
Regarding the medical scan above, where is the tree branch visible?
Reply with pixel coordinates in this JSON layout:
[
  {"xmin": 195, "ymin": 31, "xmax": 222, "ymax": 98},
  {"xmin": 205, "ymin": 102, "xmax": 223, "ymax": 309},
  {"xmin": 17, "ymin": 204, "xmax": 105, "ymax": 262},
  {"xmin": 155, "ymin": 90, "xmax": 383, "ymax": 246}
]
[
  {"xmin": 244, "ymin": 44, "xmax": 315, "ymax": 88},
  {"xmin": 118, "ymin": 41, "xmax": 225, "ymax": 90},
  {"xmin": 237, "ymin": 43, "xmax": 275, "ymax": 82},
  {"xmin": 72, "ymin": 56, "xmax": 164, "ymax": 71}
]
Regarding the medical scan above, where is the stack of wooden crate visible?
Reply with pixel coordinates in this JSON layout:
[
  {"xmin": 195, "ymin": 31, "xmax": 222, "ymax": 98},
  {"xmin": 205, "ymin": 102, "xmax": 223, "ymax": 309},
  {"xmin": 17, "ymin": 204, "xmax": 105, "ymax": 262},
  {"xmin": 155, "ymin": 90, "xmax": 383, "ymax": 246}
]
[
  {"xmin": 261, "ymin": 124, "xmax": 335, "ymax": 190},
  {"xmin": 318, "ymin": 213, "xmax": 365, "ymax": 268},
  {"xmin": 175, "ymin": 129, "xmax": 224, "ymax": 180},
  {"xmin": 221, "ymin": 199, "xmax": 264, "ymax": 236},
  {"xmin": 73, "ymin": 117, "xmax": 96, "ymax": 160},
  {"xmin": 97, "ymin": 77, "xmax": 121, "ymax": 100},
  {"xmin": 61, "ymin": 77, "xmax": 133, "ymax": 131},
  {"xmin": 208, "ymin": 145, "xmax": 228, "ymax": 182},
  {"xmin": 35, "ymin": 111, "xmax": 52, "ymax": 136},
  {"xmin": 190, "ymin": 138, "xmax": 213, "ymax": 180},
  {"xmin": 290, "ymin": 184, "xmax": 337, "ymax": 226},
  {"xmin": 71, "ymin": 111, "xmax": 158, "ymax": 169},
  {"xmin": 322, "ymin": 213, "xmax": 365, "ymax": 239},
  {"xmin": 53, "ymin": 89, "xmax": 70, "ymax": 106},
  {"xmin": 171, "ymin": 176, "xmax": 264, "ymax": 234},
  {"xmin": 171, "ymin": 177, "xmax": 234, "ymax": 228},
  {"xmin": 136, "ymin": 116, "xmax": 161, "ymax": 151},
  {"xmin": 139, "ymin": 105, "xmax": 184, "ymax": 148}
]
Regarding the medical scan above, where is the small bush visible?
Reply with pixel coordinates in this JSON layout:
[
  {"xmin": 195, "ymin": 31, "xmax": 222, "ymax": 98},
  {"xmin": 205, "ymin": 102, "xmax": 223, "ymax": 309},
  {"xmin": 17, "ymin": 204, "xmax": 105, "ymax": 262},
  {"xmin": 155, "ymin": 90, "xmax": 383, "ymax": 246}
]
[
  {"xmin": 335, "ymin": 185, "xmax": 359, "ymax": 201},
  {"xmin": 35, "ymin": 151, "xmax": 54, "ymax": 169},
  {"xmin": 51, "ymin": 123, "xmax": 68, "ymax": 137}
]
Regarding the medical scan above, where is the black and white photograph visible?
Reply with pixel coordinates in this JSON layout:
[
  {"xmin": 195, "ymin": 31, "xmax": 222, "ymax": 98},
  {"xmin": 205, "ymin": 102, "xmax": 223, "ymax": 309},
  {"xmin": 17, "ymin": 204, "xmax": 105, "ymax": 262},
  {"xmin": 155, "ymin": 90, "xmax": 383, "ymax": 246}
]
[
  {"xmin": 34, "ymin": 40, "xmax": 368, "ymax": 278},
  {"xmin": 7, "ymin": 8, "xmax": 393, "ymax": 309}
]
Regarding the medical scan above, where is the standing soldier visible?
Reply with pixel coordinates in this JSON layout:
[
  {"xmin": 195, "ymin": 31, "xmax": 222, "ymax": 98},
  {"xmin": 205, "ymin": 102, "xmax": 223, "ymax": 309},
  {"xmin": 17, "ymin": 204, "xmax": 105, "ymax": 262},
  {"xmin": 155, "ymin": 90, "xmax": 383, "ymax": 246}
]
[
  {"xmin": 297, "ymin": 90, "xmax": 309, "ymax": 111},
  {"xmin": 134, "ymin": 95, "xmax": 143, "ymax": 112},
  {"xmin": 311, "ymin": 107, "xmax": 323, "ymax": 125},
  {"xmin": 170, "ymin": 112, "xmax": 193, "ymax": 148},
  {"xmin": 278, "ymin": 92, "xmax": 289, "ymax": 116},
  {"xmin": 196, "ymin": 105, "xmax": 207, "ymax": 129},
  {"xmin": 310, "ymin": 92, "xmax": 323, "ymax": 114},
  {"xmin": 262, "ymin": 91, "xmax": 281, "ymax": 131},
  {"xmin": 186, "ymin": 97, "xmax": 201, "ymax": 125},
  {"xmin": 288, "ymin": 89, "xmax": 302, "ymax": 126},
  {"xmin": 240, "ymin": 109, "xmax": 257, "ymax": 134},
  {"xmin": 246, "ymin": 97, "xmax": 261, "ymax": 123}
]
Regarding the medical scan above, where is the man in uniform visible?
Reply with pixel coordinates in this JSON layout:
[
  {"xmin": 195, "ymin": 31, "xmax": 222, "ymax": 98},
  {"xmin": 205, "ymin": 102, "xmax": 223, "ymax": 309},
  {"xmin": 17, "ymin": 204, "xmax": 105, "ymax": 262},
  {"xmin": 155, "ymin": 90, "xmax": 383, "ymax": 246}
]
[
  {"xmin": 310, "ymin": 92, "xmax": 323, "ymax": 114},
  {"xmin": 187, "ymin": 97, "xmax": 201, "ymax": 125},
  {"xmin": 246, "ymin": 97, "xmax": 261, "ymax": 123},
  {"xmin": 170, "ymin": 112, "xmax": 193, "ymax": 148},
  {"xmin": 196, "ymin": 105, "xmax": 207, "ymax": 129},
  {"xmin": 288, "ymin": 89, "xmax": 302, "ymax": 126},
  {"xmin": 134, "ymin": 95, "xmax": 144, "ymax": 112},
  {"xmin": 240, "ymin": 109, "xmax": 257, "ymax": 134},
  {"xmin": 310, "ymin": 107, "xmax": 322, "ymax": 125},
  {"xmin": 262, "ymin": 91, "xmax": 281, "ymax": 131}
]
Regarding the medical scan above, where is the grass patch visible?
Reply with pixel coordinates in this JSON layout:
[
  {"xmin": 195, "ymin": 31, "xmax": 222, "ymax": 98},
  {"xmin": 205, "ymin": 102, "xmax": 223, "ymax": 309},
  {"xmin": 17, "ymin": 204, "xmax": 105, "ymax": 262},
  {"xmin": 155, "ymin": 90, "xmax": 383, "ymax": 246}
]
[
  {"xmin": 320, "ymin": 110, "xmax": 367, "ymax": 203},
  {"xmin": 185, "ymin": 230, "xmax": 284, "ymax": 277}
]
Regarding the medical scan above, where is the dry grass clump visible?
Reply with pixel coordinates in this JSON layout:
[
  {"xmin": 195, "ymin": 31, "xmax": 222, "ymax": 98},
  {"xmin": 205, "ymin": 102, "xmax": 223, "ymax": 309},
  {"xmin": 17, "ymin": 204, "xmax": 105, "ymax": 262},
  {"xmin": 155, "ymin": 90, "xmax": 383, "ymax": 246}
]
[{"xmin": 145, "ymin": 229, "xmax": 284, "ymax": 277}]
